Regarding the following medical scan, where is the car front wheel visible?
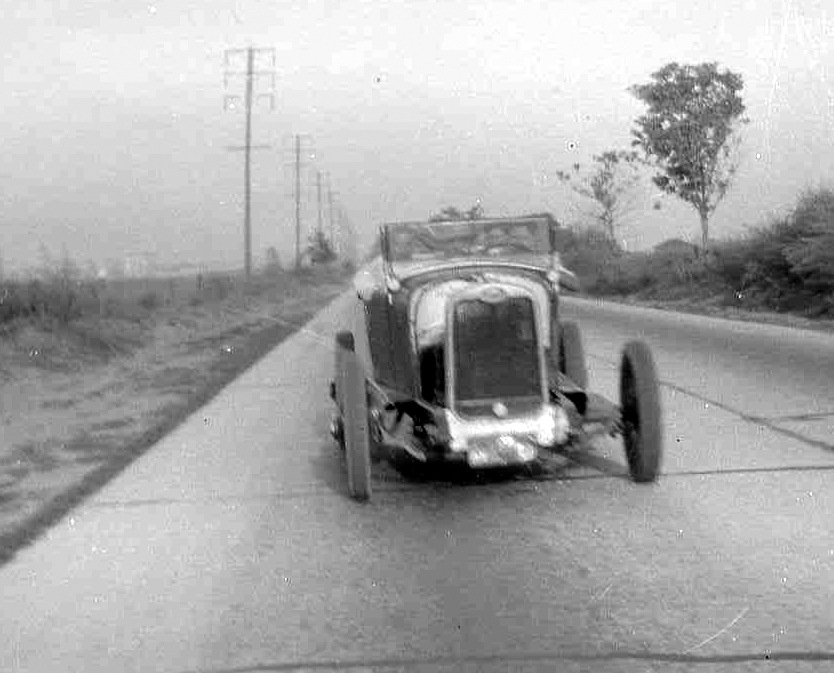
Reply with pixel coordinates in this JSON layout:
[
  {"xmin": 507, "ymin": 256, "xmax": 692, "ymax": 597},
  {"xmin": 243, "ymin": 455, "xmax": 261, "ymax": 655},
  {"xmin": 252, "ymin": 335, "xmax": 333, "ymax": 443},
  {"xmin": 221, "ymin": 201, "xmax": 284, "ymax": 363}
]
[
  {"xmin": 343, "ymin": 350, "xmax": 372, "ymax": 501},
  {"xmin": 620, "ymin": 341, "xmax": 662, "ymax": 483},
  {"xmin": 559, "ymin": 321, "xmax": 588, "ymax": 389}
]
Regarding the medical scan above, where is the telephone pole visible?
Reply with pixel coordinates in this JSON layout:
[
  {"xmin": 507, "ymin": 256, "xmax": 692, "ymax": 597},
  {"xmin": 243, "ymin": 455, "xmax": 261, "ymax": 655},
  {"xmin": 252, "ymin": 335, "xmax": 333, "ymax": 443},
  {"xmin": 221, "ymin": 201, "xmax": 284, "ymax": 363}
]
[
  {"xmin": 224, "ymin": 46, "xmax": 275, "ymax": 280},
  {"xmin": 339, "ymin": 205, "xmax": 357, "ymax": 265},
  {"xmin": 327, "ymin": 174, "xmax": 338, "ymax": 251},
  {"xmin": 316, "ymin": 171, "xmax": 323, "ymax": 237},
  {"xmin": 290, "ymin": 133, "xmax": 314, "ymax": 270},
  {"xmin": 295, "ymin": 135, "xmax": 301, "ymax": 270}
]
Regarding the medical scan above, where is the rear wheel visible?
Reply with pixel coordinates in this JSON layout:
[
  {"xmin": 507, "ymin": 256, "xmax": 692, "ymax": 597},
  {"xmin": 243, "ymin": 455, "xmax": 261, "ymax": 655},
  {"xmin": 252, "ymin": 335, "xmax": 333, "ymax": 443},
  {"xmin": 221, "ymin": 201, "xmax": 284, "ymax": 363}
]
[
  {"xmin": 559, "ymin": 321, "xmax": 588, "ymax": 389},
  {"xmin": 620, "ymin": 341, "xmax": 662, "ymax": 483},
  {"xmin": 343, "ymin": 350, "xmax": 372, "ymax": 501}
]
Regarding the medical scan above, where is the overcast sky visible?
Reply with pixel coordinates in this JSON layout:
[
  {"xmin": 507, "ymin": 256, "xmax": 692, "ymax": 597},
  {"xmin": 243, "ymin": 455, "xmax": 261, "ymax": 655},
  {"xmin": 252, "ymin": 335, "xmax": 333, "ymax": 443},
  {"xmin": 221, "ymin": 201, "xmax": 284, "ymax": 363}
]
[{"xmin": 1, "ymin": 0, "xmax": 832, "ymax": 275}]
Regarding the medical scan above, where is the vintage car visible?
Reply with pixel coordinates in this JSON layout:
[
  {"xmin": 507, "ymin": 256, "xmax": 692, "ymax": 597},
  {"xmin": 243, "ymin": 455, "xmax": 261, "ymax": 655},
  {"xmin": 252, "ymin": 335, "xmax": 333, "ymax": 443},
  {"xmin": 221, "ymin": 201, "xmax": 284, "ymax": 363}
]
[{"xmin": 330, "ymin": 215, "xmax": 662, "ymax": 500}]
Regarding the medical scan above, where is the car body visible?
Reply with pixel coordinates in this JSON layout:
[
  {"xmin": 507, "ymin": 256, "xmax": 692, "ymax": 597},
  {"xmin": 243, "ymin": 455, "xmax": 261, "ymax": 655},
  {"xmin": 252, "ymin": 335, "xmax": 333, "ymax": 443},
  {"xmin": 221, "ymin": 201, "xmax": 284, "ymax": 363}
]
[{"xmin": 330, "ymin": 215, "xmax": 662, "ymax": 500}]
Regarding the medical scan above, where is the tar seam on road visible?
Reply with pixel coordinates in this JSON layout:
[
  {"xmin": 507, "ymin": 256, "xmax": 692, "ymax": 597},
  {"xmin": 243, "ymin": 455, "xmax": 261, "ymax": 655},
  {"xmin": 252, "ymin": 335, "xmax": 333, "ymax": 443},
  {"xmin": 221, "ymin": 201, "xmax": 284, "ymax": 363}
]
[
  {"xmin": 82, "ymin": 462, "xmax": 834, "ymax": 510},
  {"xmin": 588, "ymin": 353, "xmax": 834, "ymax": 453},
  {"xmin": 49, "ymin": 346, "xmax": 834, "ymax": 514},
  {"xmin": 180, "ymin": 648, "xmax": 834, "ymax": 673},
  {"xmin": 759, "ymin": 410, "xmax": 834, "ymax": 422}
]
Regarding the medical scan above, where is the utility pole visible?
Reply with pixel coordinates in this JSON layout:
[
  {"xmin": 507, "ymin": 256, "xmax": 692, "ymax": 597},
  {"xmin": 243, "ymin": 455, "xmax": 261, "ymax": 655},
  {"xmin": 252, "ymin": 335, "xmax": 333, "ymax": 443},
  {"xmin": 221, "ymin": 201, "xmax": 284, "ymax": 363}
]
[
  {"xmin": 327, "ymin": 173, "xmax": 336, "ymax": 250},
  {"xmin": 336, "ymin": 205, "xmax": 345, "ymax": 261},
  {"xmin": 316, "ymin": 171, "xmax": 323, "ymax": 237},
  {"xmin": 339, "ymin": 205, "xmax": 357, "ymax": 265},
  {"xmin": 295, "ymin": 135, "xmax": 301, "ymax": 270},
  {"xmin": 290, "ymin": 133, "xmax": 314, "ymax": 270},
  {"xmin": 224, "ymin": 46, "xmax": 275, "ymax": 281}
]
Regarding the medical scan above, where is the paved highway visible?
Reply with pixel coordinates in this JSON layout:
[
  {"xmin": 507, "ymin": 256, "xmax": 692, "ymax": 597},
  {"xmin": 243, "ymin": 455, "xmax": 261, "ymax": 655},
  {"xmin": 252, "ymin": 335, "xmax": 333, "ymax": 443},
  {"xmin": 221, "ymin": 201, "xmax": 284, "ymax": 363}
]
[{"xmin": 2, "ymin": 293, "xmax": 833, "ymax": 672}]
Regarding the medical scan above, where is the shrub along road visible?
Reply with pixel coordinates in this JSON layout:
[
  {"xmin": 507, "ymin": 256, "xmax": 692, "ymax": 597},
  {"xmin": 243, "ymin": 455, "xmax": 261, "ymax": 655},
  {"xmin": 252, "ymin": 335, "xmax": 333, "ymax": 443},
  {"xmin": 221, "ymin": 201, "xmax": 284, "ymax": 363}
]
[{"xmin": 1, "ymin": 290, "xmax": 833, "ymax": 672}]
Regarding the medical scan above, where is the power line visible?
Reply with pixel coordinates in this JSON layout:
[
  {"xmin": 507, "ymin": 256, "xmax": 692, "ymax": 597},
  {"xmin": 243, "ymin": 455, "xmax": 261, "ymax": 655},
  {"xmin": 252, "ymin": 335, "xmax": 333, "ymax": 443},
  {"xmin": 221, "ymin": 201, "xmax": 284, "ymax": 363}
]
[{"xmin": 223, "ymin": 46, "xmax": 275, "ymax": 280}]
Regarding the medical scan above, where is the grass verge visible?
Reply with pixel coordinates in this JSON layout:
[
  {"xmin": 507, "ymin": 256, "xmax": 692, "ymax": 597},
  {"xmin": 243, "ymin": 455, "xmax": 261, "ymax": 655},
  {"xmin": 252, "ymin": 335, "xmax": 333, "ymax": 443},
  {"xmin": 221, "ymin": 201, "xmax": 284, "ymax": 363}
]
[{"xmin": 0, "ymin": 265, "xmax": 350, "ymax": 566}]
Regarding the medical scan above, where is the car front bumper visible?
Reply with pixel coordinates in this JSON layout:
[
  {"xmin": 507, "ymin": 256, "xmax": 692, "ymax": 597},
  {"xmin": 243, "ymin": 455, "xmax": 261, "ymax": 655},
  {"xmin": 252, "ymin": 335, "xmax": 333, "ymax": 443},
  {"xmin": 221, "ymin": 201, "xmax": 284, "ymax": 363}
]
[{"xmin": 463, "ymin": 435, "xmax": 539, "ymax": 468}]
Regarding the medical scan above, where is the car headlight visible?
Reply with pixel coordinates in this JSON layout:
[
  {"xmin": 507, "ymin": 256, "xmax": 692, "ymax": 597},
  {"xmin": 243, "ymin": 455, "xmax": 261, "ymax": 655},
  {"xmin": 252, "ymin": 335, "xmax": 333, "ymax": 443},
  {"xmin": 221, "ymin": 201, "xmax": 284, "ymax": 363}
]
[{"xmin": 535, "ymin": 405, "xmax": 569, "ymax": 446}]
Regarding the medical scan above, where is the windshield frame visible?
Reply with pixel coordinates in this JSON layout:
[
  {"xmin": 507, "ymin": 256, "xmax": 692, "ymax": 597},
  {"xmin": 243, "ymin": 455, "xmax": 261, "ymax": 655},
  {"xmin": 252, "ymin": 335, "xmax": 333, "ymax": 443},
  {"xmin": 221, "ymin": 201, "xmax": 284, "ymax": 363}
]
[{"xmin": 383, "ymin": 218, "xmax": 554, "ymax": 267}]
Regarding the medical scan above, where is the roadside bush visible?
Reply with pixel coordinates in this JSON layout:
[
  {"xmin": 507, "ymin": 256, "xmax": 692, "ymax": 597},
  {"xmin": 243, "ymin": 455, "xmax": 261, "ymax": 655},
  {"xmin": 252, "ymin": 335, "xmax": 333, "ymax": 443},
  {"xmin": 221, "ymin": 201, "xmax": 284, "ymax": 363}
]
[
  {"xmin": 0, "ymin": 284, "xmax": 28, "ymax": 324},
  {"xmin": 542, "ymin": 189, "xmax": 834, "ymax": 318},
  {"xmin": 15, "ymin": 278, "xmax": 81, "ymax": 324},
  {"xmin": 138, "ymin": 291, "xmax": 161, "ymax": 310},
  {"xmin": 782, "ymin": 188, "xmax": 834, "ymax": 291},
  {"xmin": 209, "ymin": 276, "xmax": 231, "ymax": 301},
  {"xmin": 741, "ymin": 220, "xmax": 803, "ymax": 306},
  {"xmin": 37, "ymin": 250, "xmax": 89, "ymax": 323},
  {"xmin": 646, "ymin": 246, "xmax": 700, "ymax": 285},
  {"xmin": 709, "ymin": 238, "xmax": 750, "ymax": 288},
  {"xmin": 263, "ymin": 259, "xmax": 284, "ymax": 279},
  {"xmin": 592, "ymin": 252, "xmax": 655, "ymax": 296},
  {"xmin": 734, "ymin": 188, "xmax": 834, "ymax": 315},
  {"xmin": 559, "ymin": 227, "xmax": 621, "ymax": 290}
]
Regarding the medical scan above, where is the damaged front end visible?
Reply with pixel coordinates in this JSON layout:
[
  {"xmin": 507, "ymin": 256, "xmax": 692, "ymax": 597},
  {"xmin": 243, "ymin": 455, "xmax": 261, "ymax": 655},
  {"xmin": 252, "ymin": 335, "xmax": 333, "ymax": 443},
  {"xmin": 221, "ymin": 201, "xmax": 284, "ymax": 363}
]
[
  {"xmin": 444, "ymin": 403, "xmax": 571, "ymax": 468},
  {"xmin": 438, "ymin": 282, "xmax": 571, "ymax": 468}
]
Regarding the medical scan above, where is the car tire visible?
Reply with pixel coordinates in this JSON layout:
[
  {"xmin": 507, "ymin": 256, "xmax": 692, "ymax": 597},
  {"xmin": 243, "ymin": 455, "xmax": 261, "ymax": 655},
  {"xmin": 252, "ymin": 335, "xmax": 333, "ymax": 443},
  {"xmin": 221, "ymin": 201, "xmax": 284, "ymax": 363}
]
[
  {"xmin": 332, "ymin": 331, "xmax": 355, "ymax": 451},
  {"xmin": 559, "ymin": 321, "xmax": 588, "ymax": 389},
  {"xmin": 343, "ymin": 350, "xmax": 372, "ymax": 501},
  {"xmin": 620, "ymin": 341, "xmax": 662, "ymax": 483}
]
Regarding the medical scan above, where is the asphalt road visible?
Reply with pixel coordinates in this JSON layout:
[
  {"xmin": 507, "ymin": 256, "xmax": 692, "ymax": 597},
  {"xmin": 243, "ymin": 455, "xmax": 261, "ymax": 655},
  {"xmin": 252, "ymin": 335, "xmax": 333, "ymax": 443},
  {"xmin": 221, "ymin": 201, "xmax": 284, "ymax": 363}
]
[{"xmin": 2, "ymin": 293, "xmax": 833, "ymax": 673}]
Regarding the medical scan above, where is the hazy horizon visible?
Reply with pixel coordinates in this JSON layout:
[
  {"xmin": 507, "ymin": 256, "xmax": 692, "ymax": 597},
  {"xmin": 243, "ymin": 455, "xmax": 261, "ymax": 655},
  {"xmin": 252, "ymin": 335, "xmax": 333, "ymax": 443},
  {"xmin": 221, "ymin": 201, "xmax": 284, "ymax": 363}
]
[{"xmin": 1, "ymin": 0, "xmax": 832, "ymax": 276}]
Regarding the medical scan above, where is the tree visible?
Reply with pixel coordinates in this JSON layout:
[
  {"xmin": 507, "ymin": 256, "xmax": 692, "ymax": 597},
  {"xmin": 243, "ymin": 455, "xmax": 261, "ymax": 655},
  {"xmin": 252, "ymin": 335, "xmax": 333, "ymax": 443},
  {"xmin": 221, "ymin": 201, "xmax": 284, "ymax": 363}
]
[
  {"xmin": 264, "ymin": 246, "xmax": 283, "ymax": 276},
  {"xmin": 429, "ymin": 203, "xmax": 484, "ymax": 222},
  {"xmin": 630, "ymin": 62, "xmax": 748, "ymax": 252},
  {"xmin": 556, "ymin": 149, "xmax": 645, "ymax": 249},
  {"xmin": 306, "ymin": 230, "xmax": 337, "ymax": 265}
]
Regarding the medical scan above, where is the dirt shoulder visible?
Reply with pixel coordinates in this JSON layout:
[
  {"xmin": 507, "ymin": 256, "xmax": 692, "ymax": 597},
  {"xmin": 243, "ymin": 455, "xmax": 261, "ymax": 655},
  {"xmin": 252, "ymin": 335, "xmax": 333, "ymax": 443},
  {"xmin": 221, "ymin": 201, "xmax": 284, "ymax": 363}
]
[{"xmin": 0, "ymin": 268, "xmax": 349, "ymax": 564}]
